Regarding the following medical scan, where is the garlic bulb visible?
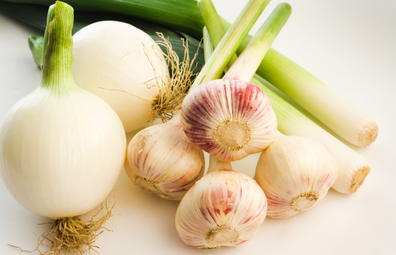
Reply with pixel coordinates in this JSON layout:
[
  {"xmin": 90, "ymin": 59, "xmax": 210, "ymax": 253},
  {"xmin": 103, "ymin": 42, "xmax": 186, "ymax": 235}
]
[
  {"xmin": 180, "ymin": 3, "xmax": 292, "ymax": 162},
  {"xmin": 181, "ymin": 79, "xmax": 277, "ymax": 162},
  {"xmin": 0, "ymin": 2, "xmax": 126, "ymax": 219},
  {"xmin": 125, "ymin": 113, "xmax": 205, "ymax": 200},
  {"xmin": 72, "ymin": 20, "xmax": 169, "ymax": 133},
  {"xmin": 175, "ymin": 156, "xmax": 267, "ymax": 248},
  {"xmin": 254, "ymin": 135, "xmax": 338, "ymax": 218}
]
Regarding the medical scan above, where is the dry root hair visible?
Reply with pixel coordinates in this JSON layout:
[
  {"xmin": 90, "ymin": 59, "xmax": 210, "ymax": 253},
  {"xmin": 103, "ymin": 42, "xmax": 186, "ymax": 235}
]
[
  {"xmin": 150, "ymin": 32, "xmax": 200, "ymax": 123},
  {"xmin": 10, "ymin": 197, "xmax": 116, "ymax": 255},
  {"xmin": 99, "ymin": 32, "xmax": 200, "ymax": 124}
]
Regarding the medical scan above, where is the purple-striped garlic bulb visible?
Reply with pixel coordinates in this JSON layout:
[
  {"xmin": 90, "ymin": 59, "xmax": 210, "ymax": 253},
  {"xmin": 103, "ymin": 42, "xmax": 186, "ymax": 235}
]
[
  {"xmin": 180, "ymin": 79, "xmax": 277, "ymax": 162},
  {"xmin": 125, "ymin": 113, "xmax": 205, "ymax": 200},
  {"xmin": 254, "ymin": 135, "xmax": 338, "ymax": 218},
  {"xmin": 175, "ymin": 156, "xmax": 267, "ymax": 248}
]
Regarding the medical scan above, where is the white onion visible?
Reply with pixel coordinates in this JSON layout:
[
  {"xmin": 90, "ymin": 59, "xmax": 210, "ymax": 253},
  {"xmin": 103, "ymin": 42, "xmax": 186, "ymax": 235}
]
[
  {"xmin": 72, "ymin": 21, "xmax": 169, "ymax": 133},
  {"xmin": 0, "ymin": 3, "xmax": 126, "ymax": 220}
]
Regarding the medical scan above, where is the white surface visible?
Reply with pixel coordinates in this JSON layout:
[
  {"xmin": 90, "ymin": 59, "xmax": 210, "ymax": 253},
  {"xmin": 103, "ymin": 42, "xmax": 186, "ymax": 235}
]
[{"xmin": 1, "ymin": 0, "xmax": 395, "ymax": 254}]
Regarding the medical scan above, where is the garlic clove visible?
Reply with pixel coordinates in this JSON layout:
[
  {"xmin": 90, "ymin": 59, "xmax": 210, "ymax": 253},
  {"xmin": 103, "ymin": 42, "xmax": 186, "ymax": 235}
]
[
  {"xmin": 175, "ymin": 167, "xmax": 267, "ymax": 249},
  {"xmin": 181, "ymin": 79, "xmax": 277, "ymax": 162},
  {"xmin": 125, "ymin": 114, "xmax": 205, "ymax": 200},
  {"xmin": 254, "ymin": 135, "xmax": 338, "ymax": 218}
]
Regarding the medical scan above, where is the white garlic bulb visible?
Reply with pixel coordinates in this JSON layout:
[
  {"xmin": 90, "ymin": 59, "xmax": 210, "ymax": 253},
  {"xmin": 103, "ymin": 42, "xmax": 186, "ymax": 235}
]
[
  {"xmin": 254, "ymin": 135, "xmax": 338, "ymax": 218},
  {"xmin": 125, "ymin": 113, "xmax": 205, "ymax": 200},
  {"xmin": 175, "ymin": 156, "xmax": 267, "ymax": 248},
  {"xmin": 181, "ymin": 79, "xmax": 277, "ymax": 162}
]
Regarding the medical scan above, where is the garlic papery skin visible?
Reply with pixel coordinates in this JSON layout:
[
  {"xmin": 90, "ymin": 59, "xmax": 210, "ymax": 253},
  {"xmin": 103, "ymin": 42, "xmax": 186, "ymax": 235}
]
[
  {"xmin": 125, "ymin": 113, "xmax": 205, "ymax": 200},
  {"xmin": 72, "ymin": 20, "xmax": 169, "ymax": 133},
  {"xmin": 0, "ymin": 2, "xmax": 126, "ymax": 219},
  {"xmin": 175, "ymin": 156, "xmax": 267, "ymax": 248},
  {"xmin": 254, "ymin": 135, "xmax": 338, "ymax": 219},
  {"xmin": 181, "ymin": 79, "xmax": 277, "ymax": 162}
]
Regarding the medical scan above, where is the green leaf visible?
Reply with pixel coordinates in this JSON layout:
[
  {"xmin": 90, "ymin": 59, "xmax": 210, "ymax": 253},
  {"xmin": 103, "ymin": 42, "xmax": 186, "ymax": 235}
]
[
  {"xmin": 28, "ymin": 35, "xmax": 44, "ymax": 68},
  {"xmin": 0, "ymin": 0, "xmax": 204, "ymax": 38},
  {"xmin": 0, "ymin": 1, "xmax": 204, "ymax": 71}
]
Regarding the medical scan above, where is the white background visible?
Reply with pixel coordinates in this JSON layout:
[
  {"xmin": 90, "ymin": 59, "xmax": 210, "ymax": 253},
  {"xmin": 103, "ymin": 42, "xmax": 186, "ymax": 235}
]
[{"xmin": 1, "ymin": 0, "xmax": 396, "ymax": 254}]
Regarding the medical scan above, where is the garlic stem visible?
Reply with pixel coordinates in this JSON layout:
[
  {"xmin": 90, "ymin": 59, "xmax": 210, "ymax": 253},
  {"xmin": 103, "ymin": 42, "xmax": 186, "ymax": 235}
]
[
  {"xmin": 223, "ymin": 3, "xmax": 292, "ymax": 81},
  {"xmin": 203, "ymin": 27, "xmax": 214, "ymax": 63},
  {"xmin": 207, "ymin": 155, "xmax": 233, "ymax": 174},
  {"xmin": 192, "ymin": 0, "xmax": 271, "ymax": 88}
]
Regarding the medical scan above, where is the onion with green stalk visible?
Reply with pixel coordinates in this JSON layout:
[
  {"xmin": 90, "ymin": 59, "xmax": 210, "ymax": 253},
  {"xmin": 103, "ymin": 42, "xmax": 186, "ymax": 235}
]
[
  {"xmin": 0, "ymin": 2, "xmax": 126, "ymax": 253},
  {"xmin": 201, "ymin": 0, "xmax": 370, "ymax": 194}
]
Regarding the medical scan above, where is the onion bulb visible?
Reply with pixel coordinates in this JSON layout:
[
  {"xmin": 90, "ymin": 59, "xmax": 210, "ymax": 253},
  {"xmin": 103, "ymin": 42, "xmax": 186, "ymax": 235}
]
[
  {"xmin": 72, "ymin": 20, "xmax": 169, "ymax": 133},
  {"xmin": 0, "ymin": 2, "xmax": 126, "ymax": 253}
]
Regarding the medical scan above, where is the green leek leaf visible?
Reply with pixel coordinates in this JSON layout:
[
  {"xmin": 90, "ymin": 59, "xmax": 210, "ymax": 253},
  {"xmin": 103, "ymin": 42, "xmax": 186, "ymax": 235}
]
[
  {"xmin": 0, "ymin": 0, "xmax": 204, "ymax": 38},
  {"xmin": 0, "ymin": 1, "xmax": 204, "ymax": 71}
]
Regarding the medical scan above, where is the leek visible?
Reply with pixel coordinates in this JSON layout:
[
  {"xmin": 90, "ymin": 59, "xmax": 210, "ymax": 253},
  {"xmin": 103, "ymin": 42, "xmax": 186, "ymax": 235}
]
[
  {"xmin": 200, "ymin": 0, "xmax": 370, "ymax": 194},
  {"xmin": 0, "ymin": 0, "xmax": 204, "ymax": 38}
]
